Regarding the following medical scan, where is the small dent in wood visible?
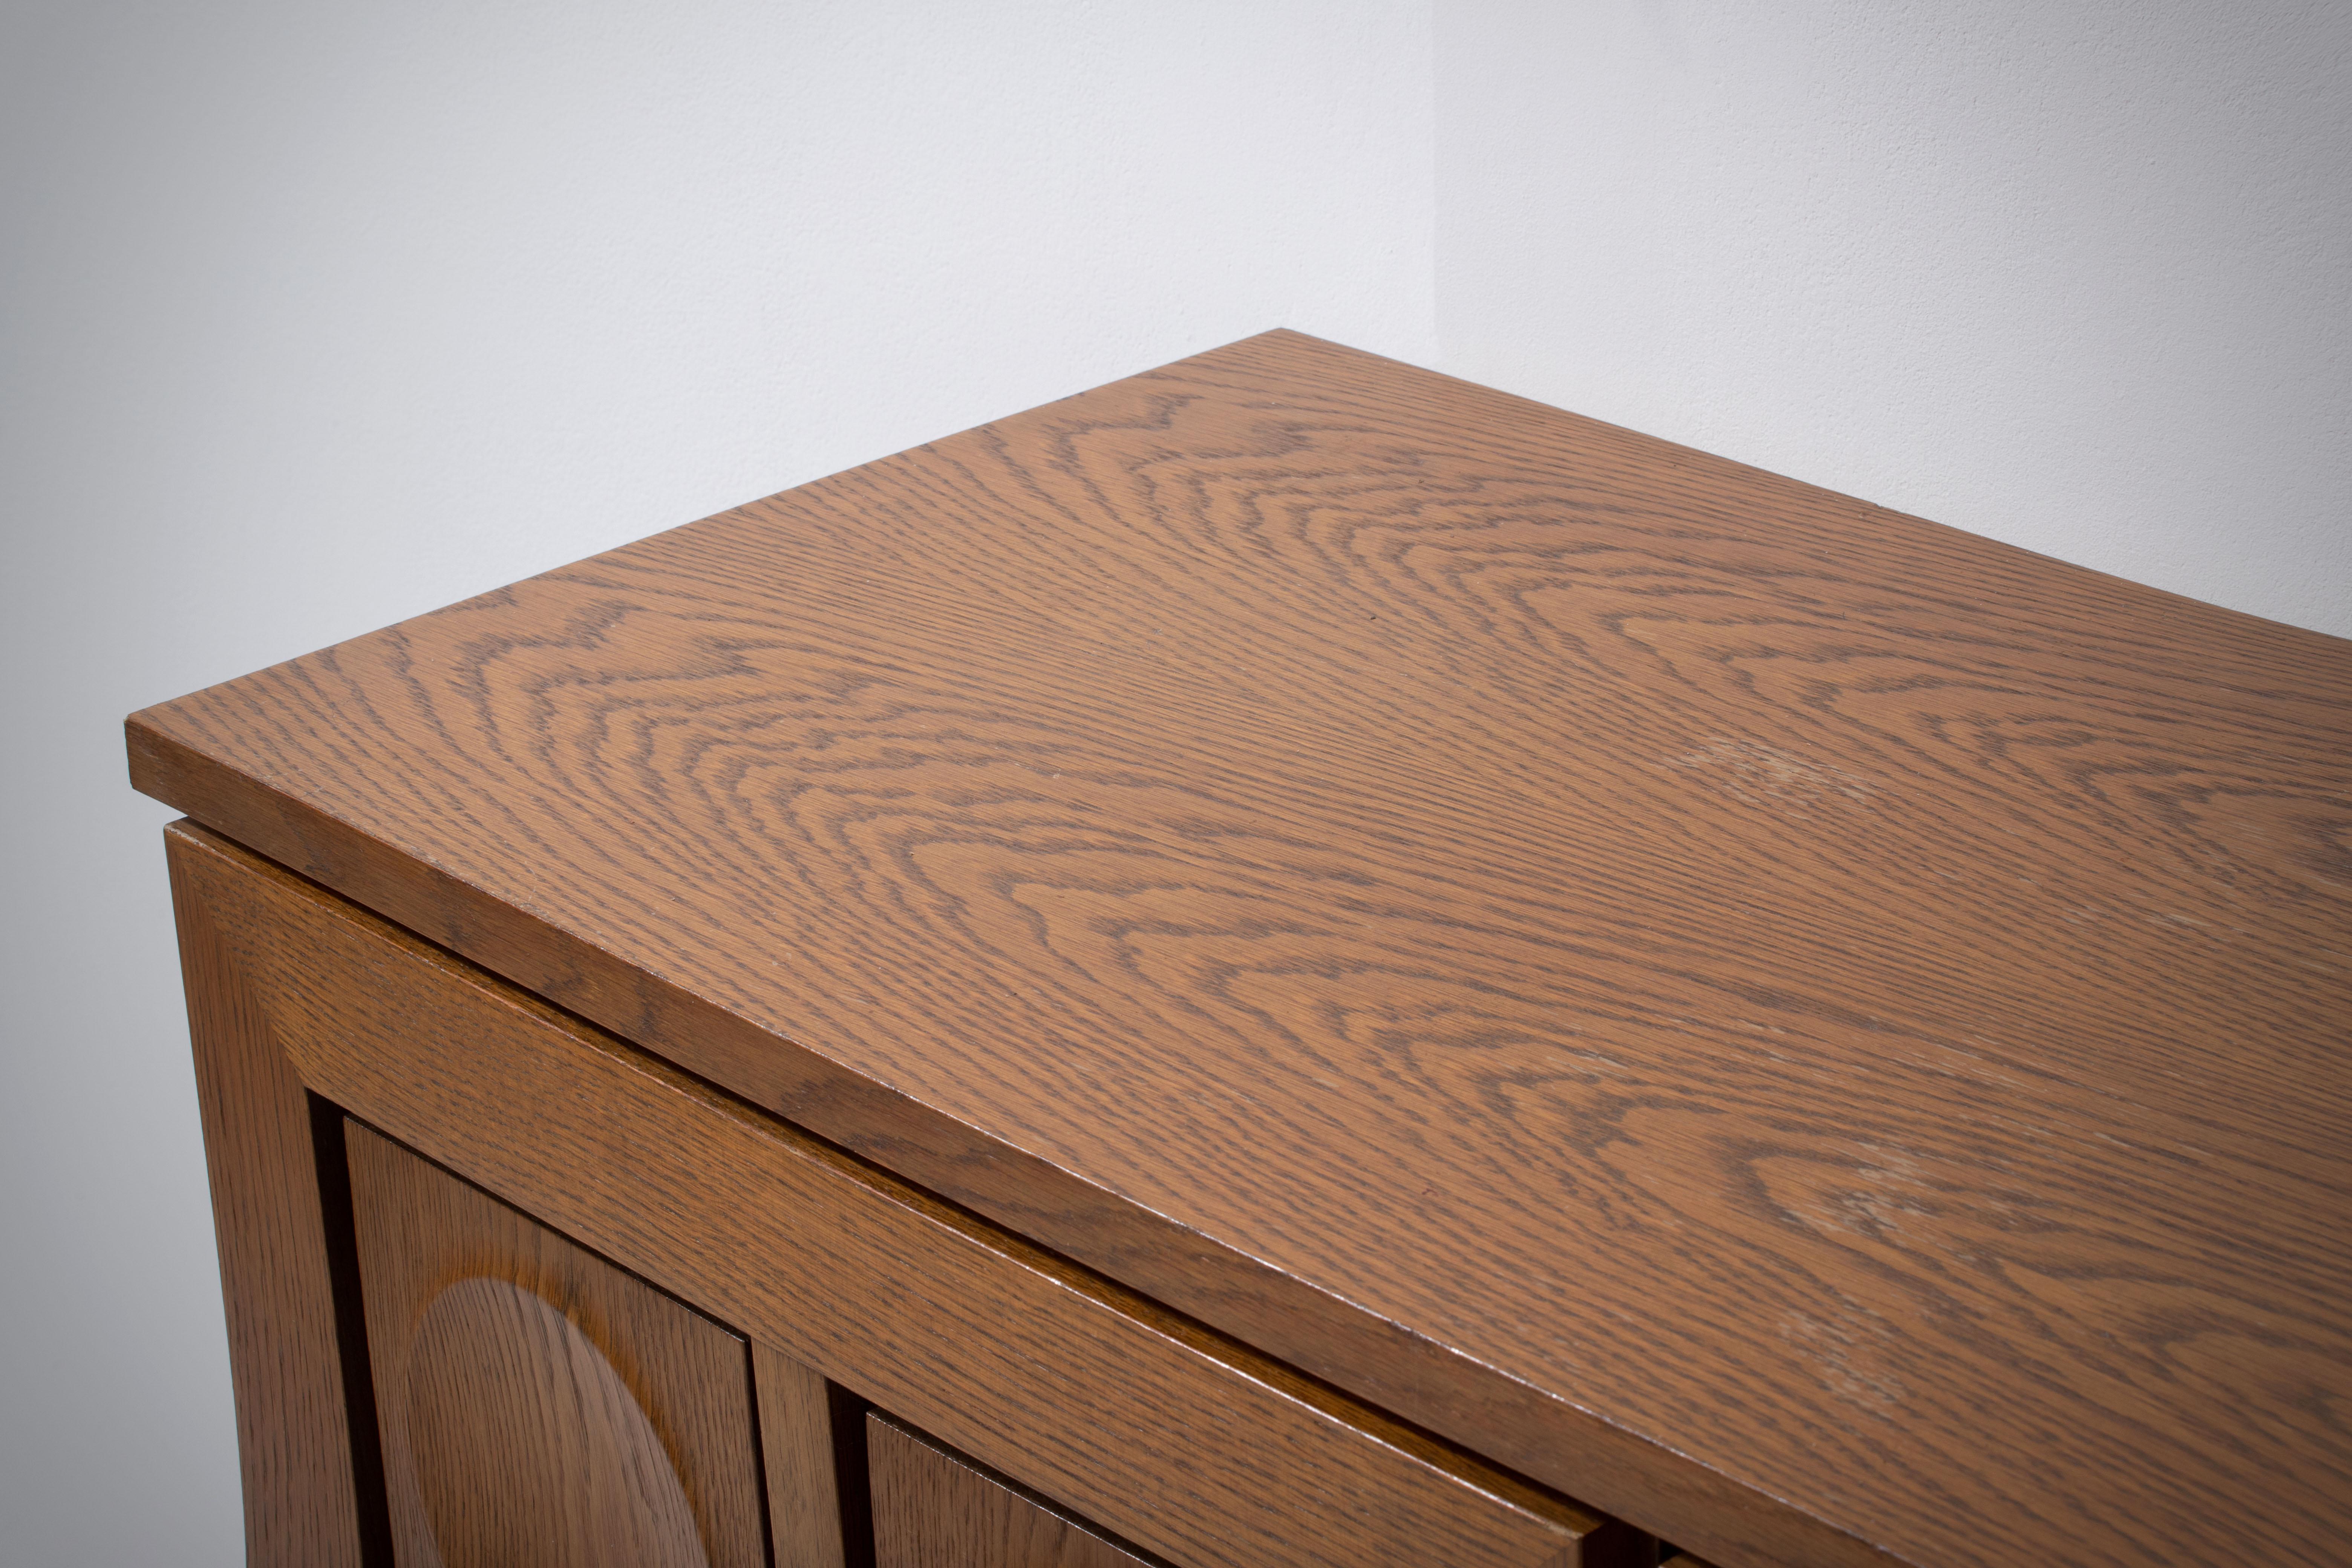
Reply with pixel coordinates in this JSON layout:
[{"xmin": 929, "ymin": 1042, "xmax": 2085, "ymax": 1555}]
[{"xmin": 1663, "ymin": 738, "xmax": 1879, "ymax": 815}]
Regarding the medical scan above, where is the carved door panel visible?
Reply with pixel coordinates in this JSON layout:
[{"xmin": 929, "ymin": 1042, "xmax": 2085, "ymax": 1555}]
[
  {"xmin": 347, "ymin": 1121, "xmax": 774, "ymax": 1568},
  {"xmin": 868, "ymin": 1413, "xmax": 1159, "ymax": 1568}
]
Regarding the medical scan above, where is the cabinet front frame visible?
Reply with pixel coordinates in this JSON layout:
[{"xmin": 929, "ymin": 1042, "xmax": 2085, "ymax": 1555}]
[{"xmin": 166, "ymin": 819, "xmax": 1629, "ymax": 1568}]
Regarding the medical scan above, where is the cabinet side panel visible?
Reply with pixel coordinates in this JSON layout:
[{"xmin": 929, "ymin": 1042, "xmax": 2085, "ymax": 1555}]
[{"xmin": 167, "ymin": 826, "xmax": 369, "ymax": 1568}]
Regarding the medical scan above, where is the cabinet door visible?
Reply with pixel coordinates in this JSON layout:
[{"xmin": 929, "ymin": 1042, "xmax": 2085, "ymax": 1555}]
[
  {"xmin": 348, "ymin": 1121, "xmax": 772, "ymax": 1568},
  {"xmin": 870, "ymin": 1413, "xmax": 1157, "ymax": 1568}
]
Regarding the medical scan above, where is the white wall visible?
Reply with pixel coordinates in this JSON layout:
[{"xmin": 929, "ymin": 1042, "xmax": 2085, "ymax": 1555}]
[
  {"xmin": 3, "ymin": 2, "xmax": 2344, "ymax": 1560},
  {"xmin": 0, "ymin": 5, "xmax": 1431, "ymax": 1562},
  {"xmin": 1436, "ymin": 0, "xmax": 2352, "ymax": 639}
]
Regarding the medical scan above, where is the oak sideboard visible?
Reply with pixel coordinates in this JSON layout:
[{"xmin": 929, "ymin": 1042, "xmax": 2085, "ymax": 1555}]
[{"xmin": 130, "ymin": 331, "xmax": 2352, "ymax": 1568}]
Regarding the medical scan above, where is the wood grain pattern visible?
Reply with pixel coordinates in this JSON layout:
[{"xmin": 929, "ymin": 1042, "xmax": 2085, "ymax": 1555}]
[
  {"xmin": 132, "ymin": 329, "xmax": 2352, "ymax": 1568},
  {"xmin": 401, "ymin": 1281, "xmax": 707, "ymax": 1568},
  {"xmin": 868, "ymin": 1414, "xmax": 1158, "ymax": 1568},
  {"xmin": 346, "ymin": 1121, "xmax": 769, "ymax": 1568},
  {"xmin": 168, "ymin": 834, "xmax": 375, "ymax": 1568},
  {"xmin": 168, "ymin": 820, "xmax": 1622, "ymax": 1568},
  {"xmin": 755, "ymin": 1341, "xmax": 865, "ymax": 1568}
]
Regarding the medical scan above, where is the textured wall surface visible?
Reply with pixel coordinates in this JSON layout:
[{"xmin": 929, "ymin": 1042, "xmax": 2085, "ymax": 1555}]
[
  {"xmin": 1437, "ymin": 0, "xmax": 2351, "ymax": 637},
  {"xmin": 2, "ymin": 2, "xmax": 2343, "ymax": 1560}
]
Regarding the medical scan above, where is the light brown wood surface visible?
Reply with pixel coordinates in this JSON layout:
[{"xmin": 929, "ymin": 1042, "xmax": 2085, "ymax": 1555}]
[
  {"xmin": 346, "ymin": 1122, "xmax": 769, "ymax": 1568},
  {"xmin": 166, "ymin": 820, "xmax": 1622, "ymax": 1568},
  {"xmin": 135, "ymin": 330, "xmax": 2352, "ymax": 1567},
  {"xmin": 869, "ymin": 1414, "xmax": 1157, "ymax": 1568},
  {"xmin": 170, "ymin": 845, "xmax": 377, "ymax": 1568}
]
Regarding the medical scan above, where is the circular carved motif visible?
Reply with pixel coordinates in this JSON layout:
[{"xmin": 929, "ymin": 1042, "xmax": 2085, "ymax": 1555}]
[{"xmin": 404, "ymin": 1277, "xmax": 708, "ymax": 1568}]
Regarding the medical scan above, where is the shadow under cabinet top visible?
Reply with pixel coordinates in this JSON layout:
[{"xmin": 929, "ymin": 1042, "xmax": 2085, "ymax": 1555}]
[{"xmin": 129, "ymin": 329, "xmax": 2352, "ymax": 1568}]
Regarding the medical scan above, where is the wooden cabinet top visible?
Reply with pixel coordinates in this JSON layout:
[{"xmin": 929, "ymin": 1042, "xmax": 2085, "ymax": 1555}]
[{"xmin": 129, "ymin": 330, "xmax": 2352, "ymax": 1568}]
